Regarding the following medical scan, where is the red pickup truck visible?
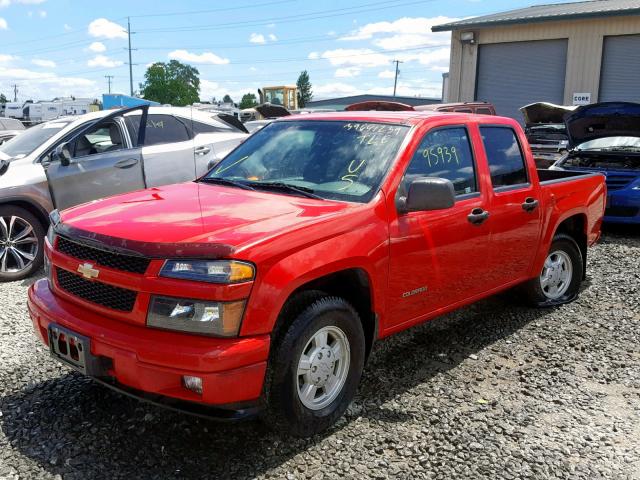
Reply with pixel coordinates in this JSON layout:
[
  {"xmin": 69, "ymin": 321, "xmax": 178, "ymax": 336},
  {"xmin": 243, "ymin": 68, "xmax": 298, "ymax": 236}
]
[{"xmin": 28, "ymin": 111, "xmax": 605, "ymax": 436}]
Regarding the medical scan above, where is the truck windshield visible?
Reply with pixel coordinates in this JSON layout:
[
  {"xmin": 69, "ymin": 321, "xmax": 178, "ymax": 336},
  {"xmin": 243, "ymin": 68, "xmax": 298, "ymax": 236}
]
[
  {"xmin": 203, "ymin": 120, "xmax": 410, "ymax": 203},
  {"xmin": 0, "ymin": 120, "xmax": 71, "ymax": 160}
]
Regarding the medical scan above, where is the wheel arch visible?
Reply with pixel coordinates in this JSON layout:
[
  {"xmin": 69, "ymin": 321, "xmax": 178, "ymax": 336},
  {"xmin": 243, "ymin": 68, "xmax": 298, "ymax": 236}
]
[
  {"xmin": 272, "ymin": 268, "xmax": 378, "ymax": 362},
  {"xmin": 553, "ymin": 213, "xmax": 588, "ymax": 279},
  {"xmin": 0, "ymin": 197, "xmax": 50, "ymax": 230}
]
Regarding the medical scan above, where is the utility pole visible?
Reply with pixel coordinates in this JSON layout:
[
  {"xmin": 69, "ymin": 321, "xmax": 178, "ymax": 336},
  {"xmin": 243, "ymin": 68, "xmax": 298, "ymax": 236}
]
[
  {"xmin": 392, "ymin": 60, "xmax": 403, "ymax": 97},
  {"xmin": 127, "ymin": 17, "xmax": 134, "ymax": 96},
  {"xmin": 105, "ymin": 75, "xmax": 114, "ymax": 94},
  {"xmin": 12, "ymin": 84, "xmax": 18, "ymax": 102}
]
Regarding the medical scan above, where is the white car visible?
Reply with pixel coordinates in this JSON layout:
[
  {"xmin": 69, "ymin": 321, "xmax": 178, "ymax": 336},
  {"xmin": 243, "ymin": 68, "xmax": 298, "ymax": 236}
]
[{"xmin": 0, "ymin": 105, "xmax": 248, "ymax": 281}]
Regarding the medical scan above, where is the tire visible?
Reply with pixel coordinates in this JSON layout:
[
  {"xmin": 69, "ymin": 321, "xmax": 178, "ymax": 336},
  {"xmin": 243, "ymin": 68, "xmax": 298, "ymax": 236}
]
[
  {"xmin": 0, "ymin": 205, "xmax": 45, "ymax": 282},
  {"xmin": 523, "ymin": 233, "xmax": 583, "ymax": 307},
  {"xmin": 262, "ymin": 294, "xmax": 365, "ymax": 437}
]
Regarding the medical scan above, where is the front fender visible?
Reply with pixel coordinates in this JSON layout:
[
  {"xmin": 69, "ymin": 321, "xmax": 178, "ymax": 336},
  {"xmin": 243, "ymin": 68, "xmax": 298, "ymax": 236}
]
[{"xmin": 239, "ymin": 220, "xmax": 389, "ymax": 337}]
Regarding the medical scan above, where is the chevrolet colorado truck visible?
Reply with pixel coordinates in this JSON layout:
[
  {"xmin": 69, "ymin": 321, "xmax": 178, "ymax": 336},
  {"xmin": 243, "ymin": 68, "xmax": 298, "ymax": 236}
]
[{"xmin": 28, "ymin": 111, "xmax": 606, "ymax": 436}]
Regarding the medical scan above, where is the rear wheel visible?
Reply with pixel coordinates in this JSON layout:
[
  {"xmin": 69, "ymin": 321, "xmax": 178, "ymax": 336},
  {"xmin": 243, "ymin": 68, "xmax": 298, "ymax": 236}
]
[
  {"xmin": 523, "ymin": 234, "xmax": 583, "ymax": 306},
  {"xmin": 0, "ymin": 205, "xmax": 45, "ymax": 282},
  {"xmin": 263, "ymin": 295, "xmax": 365, "ymax": 437}
]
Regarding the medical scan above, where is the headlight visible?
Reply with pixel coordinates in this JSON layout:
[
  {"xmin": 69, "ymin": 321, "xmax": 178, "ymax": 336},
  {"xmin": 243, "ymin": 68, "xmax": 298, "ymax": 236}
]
[
  {"xmin": 146, "ymin": 295, "xmax": 246, "ymax": 337},
  {"xmin": 160, "ymin": 259, "xmax": 254, "ymax": 284}
]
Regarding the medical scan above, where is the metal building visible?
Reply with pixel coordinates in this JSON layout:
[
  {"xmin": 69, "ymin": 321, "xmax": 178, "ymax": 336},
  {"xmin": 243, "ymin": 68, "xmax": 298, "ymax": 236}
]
[{"xmin": 433, "ymin": 0, "xmax": 640, "ymax": 121}]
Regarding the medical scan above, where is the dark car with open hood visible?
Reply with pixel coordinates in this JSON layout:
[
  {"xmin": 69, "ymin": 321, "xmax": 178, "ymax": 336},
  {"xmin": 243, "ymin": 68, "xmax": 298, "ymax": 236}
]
[{"xmin": 551, "ymin": 102, "xmax": 640, "ymax": 224}]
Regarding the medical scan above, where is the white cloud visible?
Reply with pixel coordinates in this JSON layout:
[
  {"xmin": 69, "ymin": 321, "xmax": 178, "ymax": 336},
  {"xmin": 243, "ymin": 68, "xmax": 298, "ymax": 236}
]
[
  {"xmin": 0, "ymin": 54, "xmax": 15, "ymax": 63},
  {"xmin": 88, "ymin": 18, "xmax": 126, "ymax": 40},
  {"xmin": 313, "ymin": 82, "xmax": 359, "ymax": 98},
  {"xmin": 308, "ymin": 52, "xmax": 320, "ymax": 60},
  {"xmin": 37, "ymin": 9, "xmax": 45, "ymax": 17},
  {"xmin": 0, "ymin": 0, "xmax": 46, "ymax": 5},
  {"xmin": 87, "ymin": 54, "xmax": 123, "ymax": 68},
  {"xmin": 168, "ymin": 49, "xmax": 230, "ymax": 65},
  {"xmin": 31, "ymin": 58, "xmax": 55, "ymax": 68},
  {"xmin": 88, "ymin": 41, "xmax": 106, "ymax": 53},
  {"xmin": 268, "ymin": 33, "xmax": 277, "ymax": 41},
  {"xmin": 63, "ymin": 23, "xmax": 71, "ymax": 31},
  {"xmin": 335, "ymin": 67, "xmax": 361, "ymax": 78},
  {"xmin": 267, "ymin": 23, "xmax": 275, "ymax": 28},
  {"xmin": 378, "ymin": 70, "xmax": 395, "ymax": 79},
  {"xmin": 249, "ymin": 33, "xmax": 265, "ymax": 44},
  {"xmin": 341, "ymin": 16, "xmax": 456, "ymax": 43},
  {"xmin": 0, "ymin": 67, "xmax": 98, "ymax": 101},
  {"xmin": 318, "ymin": 48, "xmax": 390, "ymax": 68},
  {"xmin": 0, "ymin": 17, "xmax": 7, "ymax": 29}
]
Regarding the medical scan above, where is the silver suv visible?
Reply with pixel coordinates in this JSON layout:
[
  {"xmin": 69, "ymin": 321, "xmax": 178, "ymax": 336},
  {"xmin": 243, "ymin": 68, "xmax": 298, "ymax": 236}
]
[{"xmin": 0, "ymin": 105, "xmax": 247, "ymax": 281}]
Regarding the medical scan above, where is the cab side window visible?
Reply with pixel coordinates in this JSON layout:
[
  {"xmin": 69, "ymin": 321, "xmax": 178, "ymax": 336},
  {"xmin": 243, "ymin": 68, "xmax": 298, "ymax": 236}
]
[
  {"xmin": 70, "ymin": 121, "xmax": 125, "ymax": 158},
  {"xmin": 402, "ymin": 126, "xmax": 477, "ymax": 197},
  {"xmin": 480, "ymin": 126, "xmax": 528, "ymax": 188}
]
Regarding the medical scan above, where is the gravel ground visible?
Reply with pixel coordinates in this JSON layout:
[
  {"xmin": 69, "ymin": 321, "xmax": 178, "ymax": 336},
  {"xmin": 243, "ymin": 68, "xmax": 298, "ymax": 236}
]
[{"xmin": 1, "ymin": 227, "xmax": 639, "ymax": 480}]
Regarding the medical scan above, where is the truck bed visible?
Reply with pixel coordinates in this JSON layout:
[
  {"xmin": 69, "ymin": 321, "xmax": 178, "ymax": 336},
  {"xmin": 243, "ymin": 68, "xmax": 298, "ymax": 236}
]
[{"xmin": 537, "ymin": 168, "xmax": 603, "ymax": 185}]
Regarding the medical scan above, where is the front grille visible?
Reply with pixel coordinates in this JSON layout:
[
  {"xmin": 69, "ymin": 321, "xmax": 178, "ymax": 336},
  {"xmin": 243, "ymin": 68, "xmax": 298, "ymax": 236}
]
[
  {"xmin": 57, "ymin": 236, "xmax": 150, "ymax": 274},
  {"xmin": 605, "ymin": 175, "xmax": 635, "ymax": 191},
  {"xmin": 56, "ymin": 268, "xmax": 138, "ymax": 312},
  {"xmin": 605, "ymin": 206, "xmax": 640, "ymax": 218}
]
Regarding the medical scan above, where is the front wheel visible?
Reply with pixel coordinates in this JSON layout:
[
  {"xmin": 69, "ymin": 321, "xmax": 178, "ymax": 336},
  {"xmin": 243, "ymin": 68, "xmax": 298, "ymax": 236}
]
[
  {"xmin": 523, "ymin": 233, "xmax": 583, "ymax": 306},
  {"xmin": 263, "ymin": 295, "xmax": 365, "ymax": 437},
  {"xmin": 0, "ymin": 205, "xmax": 45, "ymax": 282}
]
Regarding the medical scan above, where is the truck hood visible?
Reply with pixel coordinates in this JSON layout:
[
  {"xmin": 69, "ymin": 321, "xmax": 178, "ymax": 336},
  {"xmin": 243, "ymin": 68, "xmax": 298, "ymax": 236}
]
[
  {"xmin": 59, "ymin": 182, "xmax": 352, "ymax": 257},
  {"xmin": 520, "ymin": 102, "xmax": 576, "ymax": 125},
  {"xmin": 565, "ymin": 102, "xmax": 640, "ymax": 147}
]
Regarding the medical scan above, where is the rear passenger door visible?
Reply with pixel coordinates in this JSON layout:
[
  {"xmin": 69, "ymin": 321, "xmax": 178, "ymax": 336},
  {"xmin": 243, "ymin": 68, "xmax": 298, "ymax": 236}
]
[
  {"xmin": 126, "ymin": 113, "xmax": 196, "ymax": 187},
  {"xmin": 386, "ymin": 125, "xmax": 493, "ymax": 328},
  {"xmin": 479, "ymin": 126, "xmax": 542, "ymax": 288}
]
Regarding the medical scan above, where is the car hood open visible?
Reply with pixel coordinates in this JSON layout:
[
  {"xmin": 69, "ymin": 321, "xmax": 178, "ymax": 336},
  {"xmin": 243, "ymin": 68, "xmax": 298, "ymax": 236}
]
[
  {"xmin": 520, "ymin": 102, "xmax": 576, "ymax": 126},
  {"xmin": 255, "ymin": 103, "xmax": 291, "ymax": 119},
  {"xmin": 565, "ymin": 102, "xmax": 640, "ymax": 147}
]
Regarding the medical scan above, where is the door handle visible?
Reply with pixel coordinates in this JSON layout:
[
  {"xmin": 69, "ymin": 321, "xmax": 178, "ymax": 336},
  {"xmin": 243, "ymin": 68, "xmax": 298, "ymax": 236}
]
[
  {"xmin": 195, "ymin": 146, "xmax": 211, "ymax": 156},
  {"xmin": 522, "ymin": 197, "xmax": 539, "ymax": 212},
  {"xmin": 114, "ymin": 158, "xmax": 139, "ymax": 169},
  {"xmin": 467, "ymin": 208, "xmax": 490, "ymax": 225}
]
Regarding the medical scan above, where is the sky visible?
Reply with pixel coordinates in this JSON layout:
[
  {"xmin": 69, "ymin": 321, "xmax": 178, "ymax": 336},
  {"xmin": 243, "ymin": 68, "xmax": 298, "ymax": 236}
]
[{"xmin": 0, "ymin": 0, "xmax": 567, "ymax": 103}]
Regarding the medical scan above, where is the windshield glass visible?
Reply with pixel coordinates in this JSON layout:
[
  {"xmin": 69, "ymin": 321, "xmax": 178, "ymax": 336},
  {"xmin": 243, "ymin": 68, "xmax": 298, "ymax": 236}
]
[
  {"xmin": 203, "ymin": 120, "xmax": 409, "ymax": 203},
  {"xmin": 0, "ymin": 120, "xmax": 71, "ymax": 159},
  {"xmin": 577, "ymin": 136, "xmax": 640, "ymax": 151}
]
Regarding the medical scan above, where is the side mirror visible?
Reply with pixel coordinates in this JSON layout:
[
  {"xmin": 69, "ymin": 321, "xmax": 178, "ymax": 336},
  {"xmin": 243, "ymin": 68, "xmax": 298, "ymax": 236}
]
[
  {"xmin": 399, "ymin": 177, "xmax": 455, "ymax": 213},
  {"xmin": 52, "ymin": 143, "xmax": 71, "ymax": 166},
  {"xmin": 207, "ymin": 157, "xmax": 221, "ymax": 171},
  {"xmin": 0, "ymin": 159, "xmax": 9, "ymax": 177}
]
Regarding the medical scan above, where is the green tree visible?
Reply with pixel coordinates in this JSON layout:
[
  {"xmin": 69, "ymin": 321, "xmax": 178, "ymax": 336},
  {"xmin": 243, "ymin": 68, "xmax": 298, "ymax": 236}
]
[
  {"xmin": 0, "ymin": 93, "xmax": 7, "ymax": 104},
  {"xmin": 139, "ymin": 60, "xmax": 200, "ymax": 106},
  {"xmin": 296, "ymin": 70, "xmax": 313, "ymax": 108},
  {"xmin": 239, "ymin": 93, "xmax": 258, "ymax": 109},
  {"xmin": 222, "ymin": 94, "xmax": 233, "ymax": 104}
]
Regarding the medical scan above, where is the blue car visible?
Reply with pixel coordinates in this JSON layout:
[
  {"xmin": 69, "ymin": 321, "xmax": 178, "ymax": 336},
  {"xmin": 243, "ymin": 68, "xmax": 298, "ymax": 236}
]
[{"xmin": 551, "ymin": 102, "xmax": 640, "ymax": 224}]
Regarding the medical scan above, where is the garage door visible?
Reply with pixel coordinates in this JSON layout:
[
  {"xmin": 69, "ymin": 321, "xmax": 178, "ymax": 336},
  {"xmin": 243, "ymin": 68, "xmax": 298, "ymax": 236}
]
[
  {"xmin": 599, "ymin": 34, "xmax": 640, "ymax": 103},
  {"xmin": 475, "ymin": 39, "xmax": 568, "ymax": 122}
]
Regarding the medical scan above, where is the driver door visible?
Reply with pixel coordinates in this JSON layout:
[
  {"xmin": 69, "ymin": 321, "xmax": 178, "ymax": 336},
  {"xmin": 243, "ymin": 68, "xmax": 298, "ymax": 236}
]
[{"xmin": 45, "ymin": 106, "xmax": 148, "ymax": 210}]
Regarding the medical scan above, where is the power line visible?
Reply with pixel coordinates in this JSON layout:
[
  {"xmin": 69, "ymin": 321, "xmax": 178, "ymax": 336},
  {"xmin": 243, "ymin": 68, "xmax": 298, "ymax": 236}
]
[
  {"xmin": 127, "ymin": 0, "xmax": 296, "ymax": 18},
  {"xmin": 135, "ymin": 0, "xmax": 432, "ymax": 33}
]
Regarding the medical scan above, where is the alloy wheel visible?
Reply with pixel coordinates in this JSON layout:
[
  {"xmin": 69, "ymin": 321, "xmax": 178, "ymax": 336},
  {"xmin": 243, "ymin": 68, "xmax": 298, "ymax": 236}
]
[
  {"xmin": 0, "ymin": 215, "xmax": 39, "ymax": 274},
  {"xmin": 296, "ymin": 325, "xmax": 351, "ymax": 410},
  {"xmin": 540, "ymin": 250, "xmax": 573, "ymax": 300}
]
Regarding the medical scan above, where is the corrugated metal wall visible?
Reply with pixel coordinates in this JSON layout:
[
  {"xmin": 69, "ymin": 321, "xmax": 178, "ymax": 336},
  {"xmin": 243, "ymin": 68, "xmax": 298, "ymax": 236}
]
[
  {"xmin": 448, "ymin": 16, "xmax": 640, "ymax": 109},
  {"xmin": 475, "ymin": 40, "xmax": 568, "ymax": 122},
  {"xmin": 599, "ymin": 34, "xmax": 640, "ymax": 102}
]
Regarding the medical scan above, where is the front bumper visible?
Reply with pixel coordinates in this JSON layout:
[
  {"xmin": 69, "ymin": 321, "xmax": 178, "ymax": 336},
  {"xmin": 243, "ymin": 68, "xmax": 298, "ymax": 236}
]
[
  {"xmin": 28, "ymin": 279, "xmax": 270, "ymax": 415},
  {"xmin": 604, "ymin": 191, "xmax": 640, "ymax": 224}
]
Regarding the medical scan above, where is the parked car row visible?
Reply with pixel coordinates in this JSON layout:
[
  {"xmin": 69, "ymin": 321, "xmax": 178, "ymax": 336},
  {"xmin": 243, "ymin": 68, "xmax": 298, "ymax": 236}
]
[{"xmin": 0, "ymin": 105, "xmax": 247, "ymax": 281}]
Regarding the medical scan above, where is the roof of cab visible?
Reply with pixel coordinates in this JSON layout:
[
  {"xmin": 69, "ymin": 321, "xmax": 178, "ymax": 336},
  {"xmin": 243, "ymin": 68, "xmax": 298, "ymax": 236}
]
[{"xmin": 274, "ymin": 109, "xmax": 509, "ymax": 126}]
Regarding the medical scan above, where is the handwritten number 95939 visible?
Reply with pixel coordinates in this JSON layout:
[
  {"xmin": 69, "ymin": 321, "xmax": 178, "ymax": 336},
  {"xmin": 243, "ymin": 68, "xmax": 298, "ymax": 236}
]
[{"xmin": 421, "ymin": 145, "xmax": 460, "ymax": 167}]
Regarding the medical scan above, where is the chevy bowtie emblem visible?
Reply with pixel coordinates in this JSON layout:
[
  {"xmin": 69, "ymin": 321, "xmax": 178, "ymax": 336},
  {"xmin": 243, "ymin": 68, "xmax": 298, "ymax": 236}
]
[{"xmin": 77, "ymin": 262, "xmax": 99, "ymax": 280}]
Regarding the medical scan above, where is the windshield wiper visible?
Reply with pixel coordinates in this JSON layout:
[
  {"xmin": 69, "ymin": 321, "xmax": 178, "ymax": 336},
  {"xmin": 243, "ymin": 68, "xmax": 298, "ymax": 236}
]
[
  {"xmin": 200, "ymin": 177, "xmax": 255, "ymax": 190},
  {"xmin": 250, "ymin": 182, "xmax": 324, "ymax": 200}
]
